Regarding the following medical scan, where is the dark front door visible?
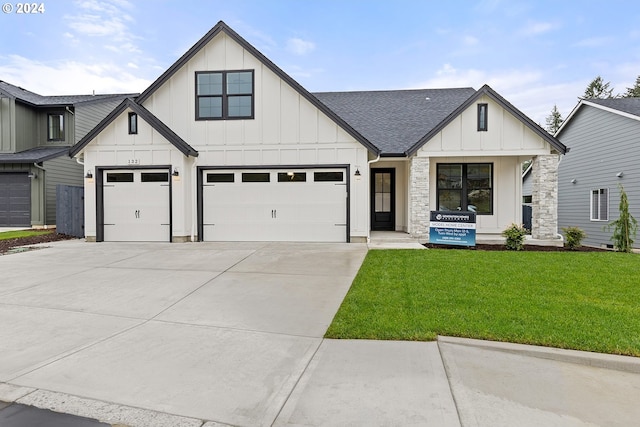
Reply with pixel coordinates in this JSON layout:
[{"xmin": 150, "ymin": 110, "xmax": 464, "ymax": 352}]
[{"xmin": 371, "ymin": 168, "xmax": 395, "ymax": 231}]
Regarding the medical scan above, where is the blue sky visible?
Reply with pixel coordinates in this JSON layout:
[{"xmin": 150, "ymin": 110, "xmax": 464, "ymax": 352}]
[{"xmin": 1, "ymin": 0, "xmax": 639, "ymax": 125}]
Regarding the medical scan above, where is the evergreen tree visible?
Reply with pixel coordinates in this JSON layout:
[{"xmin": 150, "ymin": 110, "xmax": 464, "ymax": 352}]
[
  {"xmin": 622, "ymin": 75, "xmax": 640, "ymax": 97},
  {"xmin": 582, "ymin": 75, "xmax": 614, "ymax": 99},
  {"xmin": 606, "ymin": 184, "xmax": 638, "ymax": 253},
  {"xmin": 545, "ymin": 104, "xmax": 563, "ymax": 134}
]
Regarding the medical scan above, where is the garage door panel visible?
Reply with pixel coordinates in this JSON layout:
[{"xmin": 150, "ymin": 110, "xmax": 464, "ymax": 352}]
[
  {"xmin": 102, "ymin": 170, "xmax": 170, "ymax": 242},
  {"xmin": 202, "ymin": 168, "xmax": 347, "ymax": 242},
  {"xmin": 0, "ymin": 173, "xmax": 31, "ymax": 227}
]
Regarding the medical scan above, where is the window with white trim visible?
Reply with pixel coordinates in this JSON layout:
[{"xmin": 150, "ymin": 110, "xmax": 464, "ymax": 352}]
[
  {"xmin": 590, "ymin": 188, "xmax": 609, "ymax": 221},
  {"xmin": 47, "ymin": 113, "xmax": 64, "ymax": 141}
]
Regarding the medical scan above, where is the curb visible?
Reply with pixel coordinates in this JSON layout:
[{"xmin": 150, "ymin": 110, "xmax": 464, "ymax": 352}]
[{"xmin": 437, "ymin": 336, "xmax": 640, "ymax": 374}]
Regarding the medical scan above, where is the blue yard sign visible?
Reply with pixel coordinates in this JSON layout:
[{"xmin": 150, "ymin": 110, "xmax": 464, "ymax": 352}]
[{"xmin": 429, "ymin": 211, "xmax": 477, "ymax": 247}]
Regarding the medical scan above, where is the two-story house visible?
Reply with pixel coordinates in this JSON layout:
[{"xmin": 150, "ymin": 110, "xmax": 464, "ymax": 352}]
[{"xmin": 0, "ymin": 81, "xmax": 132, "ymax": 228}]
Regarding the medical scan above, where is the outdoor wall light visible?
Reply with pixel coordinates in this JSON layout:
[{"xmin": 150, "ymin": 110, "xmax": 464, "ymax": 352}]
[
  {"xmin": 354, "ymin": 168, "xmax": 361, "ymax": 177},
  {"xmin": 570, "ymin": 179, "xmax": 577, "ymax": 184},
  {"xmin": 172, "ymin": 168, "xmax": 179, "ymax": 177},
  {"xmin": 28, "ymin": 172, "xmax": 37, "ymax": 179},
  {"xmin": 85, "ymin": 171, "xmax": 93, "ymax": 179},
  {"xmin": 616, "ymin": 172, "xmax": 624, "ymax": 178}
]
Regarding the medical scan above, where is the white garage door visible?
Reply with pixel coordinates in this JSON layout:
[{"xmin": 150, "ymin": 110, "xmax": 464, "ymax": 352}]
[
  {"xmin": 202, "ymin": 168, "xmax": 347, "ymax": 242},
  {"xmin": 102, "ymin": 170, "xmax": 170, "ymax": 242}
]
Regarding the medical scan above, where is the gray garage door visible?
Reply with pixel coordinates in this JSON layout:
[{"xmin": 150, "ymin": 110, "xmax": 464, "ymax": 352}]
[{"xmin": 0, "ymin": 173, "xmax": 31, "ymax": 227}]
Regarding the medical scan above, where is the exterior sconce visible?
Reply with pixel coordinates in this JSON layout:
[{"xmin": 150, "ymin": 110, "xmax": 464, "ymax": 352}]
[
  {"xmin": 85, "ymin": 171, "xmax": 93, "ymax": 179},
  {"xmin": 354, "ymin": 168, "xmax": 361, "ymax": 177},
  {"xmin": 570, "ymin": 179, "xmax": 577, "ymax": 184},
  {"xmin": 616, "ymin": 172, "xmax": 624, "ymax": 178},
  {"xmin": 28, "ymin": 172, "xmax": 37, "ymax": 179},
  {"xmin": 172, "ymin": 168, "xmax": 179, "ymax": 177}
]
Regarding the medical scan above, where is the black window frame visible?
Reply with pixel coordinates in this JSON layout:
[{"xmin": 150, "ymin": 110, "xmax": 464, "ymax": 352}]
[
  {"xmin": 47, "ymin": 113, "xmax": 65, "ymax": 141},
  {"xmin": 436, "ymin": 163, "xmax": 493, "ymax": 215},
  {"xmin": 477, "ymin": 103, "xmax": 488, "ymax": 131},
  {"xmin": 128, "ymin": 112, "xmax": 138, "ymax": 134},
  {"xmin": 195, "ymin": 70, "xmax": 254, "ymax": 120}
]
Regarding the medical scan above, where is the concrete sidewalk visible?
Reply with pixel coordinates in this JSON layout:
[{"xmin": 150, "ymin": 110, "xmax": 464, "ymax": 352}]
[{"xmin": 1, "ymin": 240, "xmax": 639, "ymax": 426}]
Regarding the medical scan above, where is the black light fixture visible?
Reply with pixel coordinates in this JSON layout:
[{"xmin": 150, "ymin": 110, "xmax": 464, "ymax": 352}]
[
  {"xmin": 85, "ymin": 171, "xmax": 93, "ymax": 179},
  {"xmin": 354, "ymin": 168, "xmax": 361, "ymax": 177},
  {"xmin": 27, "ymin": 172, "xmax": 37, "ymax": 179},
  {"xmin": 172, "ymin": 168, "xmax": 179, "ymax": 176}
]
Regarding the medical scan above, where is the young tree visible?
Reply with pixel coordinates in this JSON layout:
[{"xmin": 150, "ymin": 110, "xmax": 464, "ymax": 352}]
[
  {"xmin": 545, "ymin": 104, "xmax": 563, "ymax": 134},
  {"xmin": 582, "ymin": 75, "xmax": 614, "ymax": 99},
  {"xmin": 606, "ymin": 184, "xmax": 638, "ymax": 253},
  {"xmin": 622, "ymin": 75, "xmax": 640, "ymax": 98}
]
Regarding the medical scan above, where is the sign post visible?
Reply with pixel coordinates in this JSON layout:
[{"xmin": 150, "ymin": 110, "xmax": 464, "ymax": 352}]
[{"xmin": 429, "ymin": 211, "xmax": 477, "ymax": 247}]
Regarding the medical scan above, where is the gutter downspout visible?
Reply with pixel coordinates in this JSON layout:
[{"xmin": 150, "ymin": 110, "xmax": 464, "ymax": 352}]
[
  {"xmin": 191, "ymin": 156, "xmax": 198, "ymax": 242},
  {"xmin": 366, "ymin": 153, "xmax": 381, "ymax": 243}
]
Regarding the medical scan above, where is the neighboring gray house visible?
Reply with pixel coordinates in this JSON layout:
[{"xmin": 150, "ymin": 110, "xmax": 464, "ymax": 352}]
[
  {"xmin": 0, "ymin": 81, "xmax": 132, "ymax": 227},
  {"xmin": 557, "ymin": 98, "xmax": 640, "ymax": 249}
]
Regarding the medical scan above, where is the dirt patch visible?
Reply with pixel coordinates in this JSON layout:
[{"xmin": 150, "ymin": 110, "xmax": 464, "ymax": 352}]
[
  {"xmin": 424, "ymin": 243, "xmax": 608, "ymax": 252},
  {"xmin": 0, "ymin": 231, "xmax": 79, "ymax": 255}
]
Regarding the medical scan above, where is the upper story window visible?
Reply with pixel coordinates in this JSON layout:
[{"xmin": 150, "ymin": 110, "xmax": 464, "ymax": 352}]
[
  {"xmin": 128, "ymin": 112, "xmax": 138, "ymax": 134},
  {"xmin": 47, "ymin": 113, "xmax": 64, "ymax": 141},
  {"xmin": 477, "ymin": 103, "xmax": 488, "ymax": 131},
  {"xmin": 196, "ymin": 70, "xmax": 254, "ymax": 120}
]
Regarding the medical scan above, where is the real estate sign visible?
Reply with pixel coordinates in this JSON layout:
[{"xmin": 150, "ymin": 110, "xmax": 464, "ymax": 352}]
[{"xmin": 429, "ymin": 211, "xmax": 476, "ymax": 247}]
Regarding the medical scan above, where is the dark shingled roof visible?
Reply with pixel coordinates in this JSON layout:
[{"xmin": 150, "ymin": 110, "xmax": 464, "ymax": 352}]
[
  {"xmin": 313, "ymin": 88, "xmax": 476, "ymax": 155},
  {"xmin": 0, "ymin": 146, "xmax": 70, "ymax": 163},
  {"xmin": 0, "ymin": 81, "xmax": 134, "ymax": 106},
  {"xmin": 585, "ymin": 97, "xmax": 640, "ymax": 117}
]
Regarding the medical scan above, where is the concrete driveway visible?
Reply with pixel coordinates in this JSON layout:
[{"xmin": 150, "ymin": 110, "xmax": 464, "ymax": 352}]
[{"xmin": 0, "ymin": 240, "xmax": 460, "ymax": 426}]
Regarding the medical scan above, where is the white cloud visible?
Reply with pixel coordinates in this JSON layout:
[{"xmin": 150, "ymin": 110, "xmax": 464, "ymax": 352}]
[
  {"xmin": 0, "ymin": 55, "xmax": 149, "ymax": 95},
  {"xmin": 519, "ymin": 21, "xmax": 558, "ymax": 36},
  {"xmin": 65, "ymin": 0, "xmax": 137, "ymax": 43},
  {"xmin": 462, "ymin": 35, "xmax": 479, "ymax": 46},
  {"xmin": 573, "ymin": 36, "xmax": 613, "ymax": 48},
  {"xmin": 287, "ymin": 38, "xmax": 316, "ymax": 55}
]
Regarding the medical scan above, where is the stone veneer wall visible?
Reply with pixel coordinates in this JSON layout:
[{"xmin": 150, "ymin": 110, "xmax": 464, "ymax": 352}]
[
  {"xmin": 409, "ymin": 156, "xmax": 430, "ymax": 238},
  {"xmin": 531, "ymin": 154, "xmax": 559, "ymax": 239}
]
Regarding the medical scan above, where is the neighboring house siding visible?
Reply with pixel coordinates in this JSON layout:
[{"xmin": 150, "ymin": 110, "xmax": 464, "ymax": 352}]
[
  {"xmin": 522, "ymin": 169, "xmax": 532, "ymax": 200},
  {"xmin": 558, "ymin": 105, "xmax": 640, "ymax": 248},
  {"xmin": 75, "ymin": 99, "xmax": 124, "ymax": 142},
  {"xmin": 42, "ymin": 156, "xmax": 83, "ymax": 224},
  {"xmin": 0, "ymin": 97, "xmax": 13, "ymax": 152},
  {"xmin": 15, "ymin": 102, "xmax": 39, "ymax": 152}
]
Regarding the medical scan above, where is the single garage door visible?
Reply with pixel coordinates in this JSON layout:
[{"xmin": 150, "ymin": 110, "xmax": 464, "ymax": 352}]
[
  {"xmin": 102, "ymin": 169, "xmax": 170, "ymax": 241},
  {"xmin": 202, "ymin": 168, "xmax": 347, "ymax": 242},
  {"xmin": 0, "ymin": 173, "xmax": 31, "ymax": 227}
]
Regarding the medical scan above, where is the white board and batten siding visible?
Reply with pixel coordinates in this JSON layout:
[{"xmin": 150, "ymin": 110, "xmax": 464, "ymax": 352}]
[
  {"xmin": 417, "ymin": 95, "xmax": 553, "ymax": 234},
  {"xmin": 80, "ymin": 30, "xmax": 370, "ymax": 242}
]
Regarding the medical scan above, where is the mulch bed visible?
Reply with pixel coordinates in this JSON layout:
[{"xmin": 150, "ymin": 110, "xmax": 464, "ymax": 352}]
[
  {"xmin": 0, "ymin": 232, "xmax": 78, "ymax": 255},
  {"xmin": 424, "ymin": 243, "xmax": 608, "ymax": 252}
]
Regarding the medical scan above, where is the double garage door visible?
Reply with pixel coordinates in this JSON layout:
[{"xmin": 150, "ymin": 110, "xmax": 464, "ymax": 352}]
[
  {"xmin": 0, "ymin": 173, "xmax": 30, "ymax": 227},
  {"xmin": 202, "ymin": 168, "xmax": 348, "ymax": 242},
  {"xmin": 100, "ymin": 167, "xmax": 347, "ymax": 242}
]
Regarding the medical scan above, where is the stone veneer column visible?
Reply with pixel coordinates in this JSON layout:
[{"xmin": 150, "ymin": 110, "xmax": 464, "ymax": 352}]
[
  {"xmin": 409, "ymin": 156, "xmax": 430, "ymax": 239},
  {"xmin": 531, "ymin": 154, "xmax": 559, "ymax": 240}
]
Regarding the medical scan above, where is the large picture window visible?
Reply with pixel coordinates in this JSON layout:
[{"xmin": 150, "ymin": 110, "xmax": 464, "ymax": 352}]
[
  {"xmin": 47, "ymin": 113, "xmax": 65, "ymax": 141},
  {"xmin": 196, "ymin": 70, "xmax": 254, "ymax": 120},
  {"xmin": 590, "ymin": 188, "xmax": 609, "ymax": 221},
  {"xmin": 437, "ymin": 163, "xmax": 493, "ymax": 214}
]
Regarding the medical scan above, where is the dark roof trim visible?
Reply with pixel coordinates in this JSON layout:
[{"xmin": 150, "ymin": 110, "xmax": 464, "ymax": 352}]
[
  {"xmin": 136, "ymin": 20, "xmax": 379, "ymax": 154},
  {"xmin": 0, "ymin": 147, "xmax": 70, "ymax": 164},
  {"xmin": 70, "ymin": 98, "xmax": 198, "ymax": 158},
  {"xmin": 405, "ymin": 84, "xmax": 567, "ymax": 156}
]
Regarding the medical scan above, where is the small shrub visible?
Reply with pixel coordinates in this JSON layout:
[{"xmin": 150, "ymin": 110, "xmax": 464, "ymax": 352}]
[
  {"xmin": 563, "ymin": 226, "xmax": 586, "ymax": 250},
  {"xmin": 502, "ymin": 223, "xmax": 527, "ymax": 251}
]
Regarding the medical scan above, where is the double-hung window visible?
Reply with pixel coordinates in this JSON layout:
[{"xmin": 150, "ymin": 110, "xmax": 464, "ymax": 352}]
[
  {"xmin": 196, "ymin": 70, "xmax": 254, "ymax": 120},
  {"xmin": 47, "ymin": 113, "xmax": 64, "ymax": 141},
  {"xmin": 437, "ymin": 163, "xmax": 493, "ymax": 214},
  {"xmin": 590, "ymin": 188, "xmax": 609, "ymax": 221}
]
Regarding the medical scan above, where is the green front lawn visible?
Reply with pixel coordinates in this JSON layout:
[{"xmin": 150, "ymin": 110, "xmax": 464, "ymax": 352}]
[
  {"xmin": 0, "ymin": 230, "xmax": 52, "ymax": 240},
  {"xmin": 326, "ymin": 249, "xmax": 640, "ymax": 356}
]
